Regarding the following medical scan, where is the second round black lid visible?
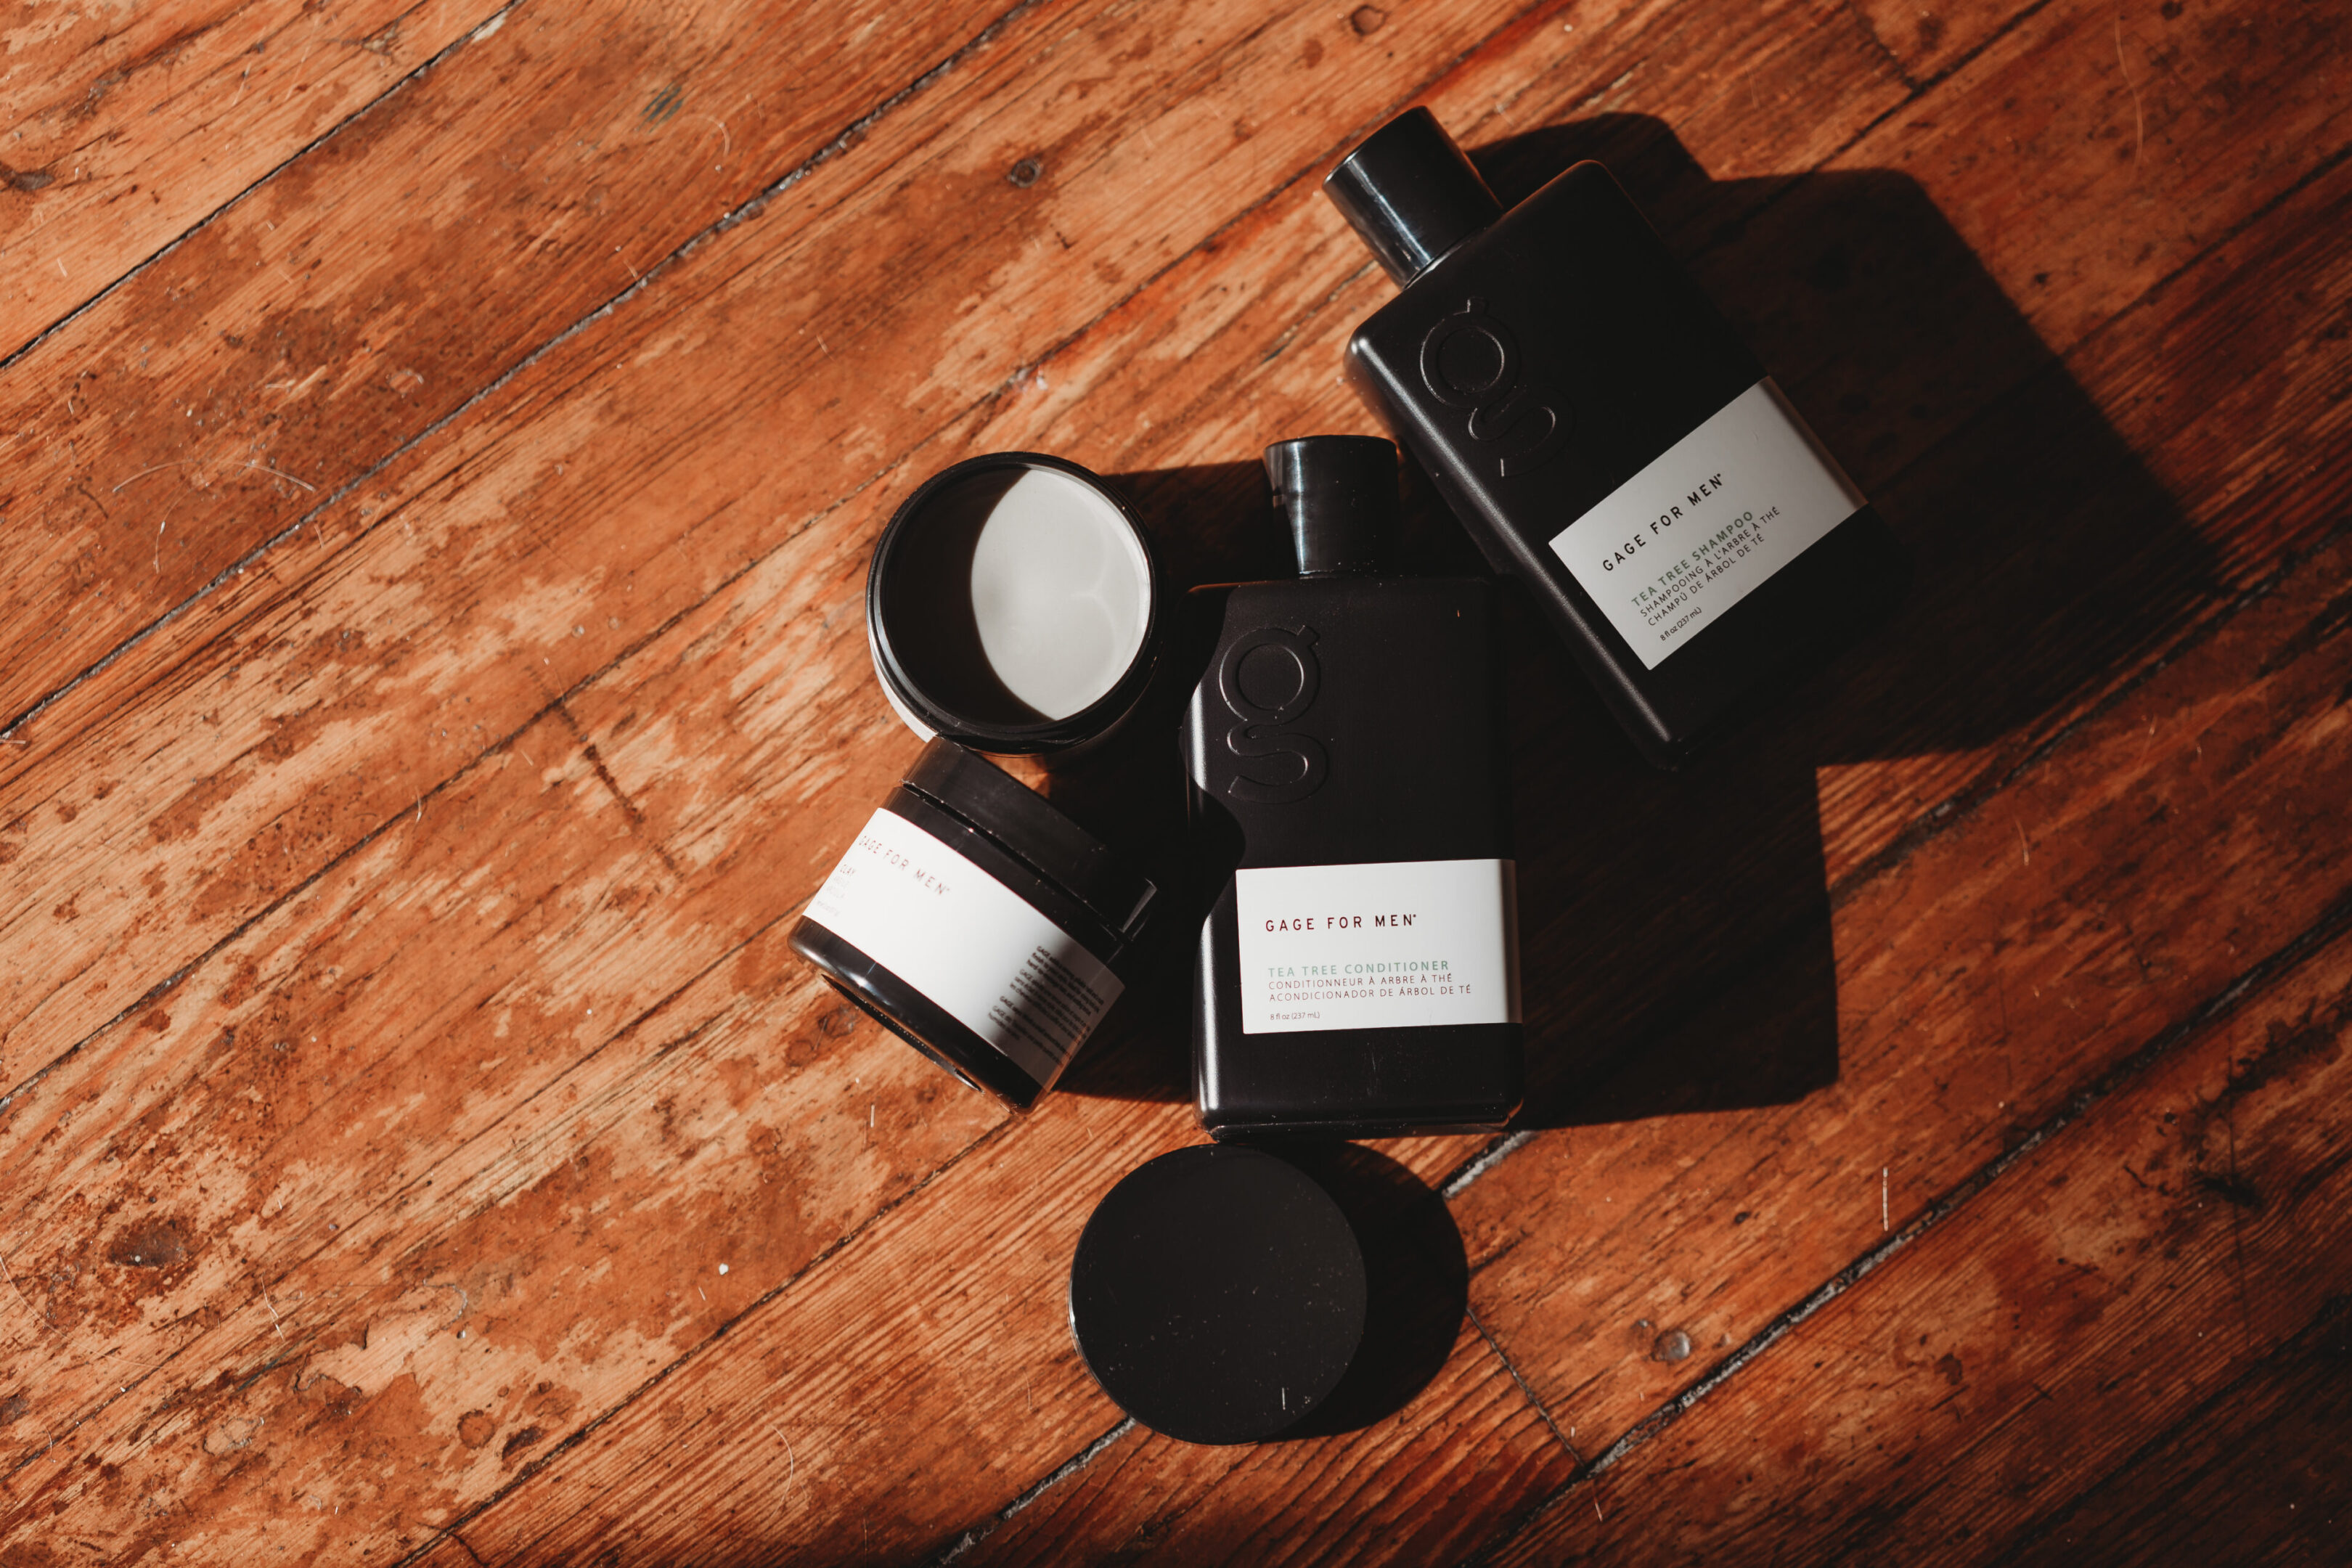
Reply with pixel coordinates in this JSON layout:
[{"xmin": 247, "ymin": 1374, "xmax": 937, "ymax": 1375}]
[
  {"xmin": 1323, "ymin": 107, "xmax": 1504, "ymax": 286},
  {"xmin": 1069, "ymin": 1146, "xmax": 1367, "ymax": 1445},
  {"xmin": 1265, "ymin": 435, "xmax": 1399, "ymax": 576}
]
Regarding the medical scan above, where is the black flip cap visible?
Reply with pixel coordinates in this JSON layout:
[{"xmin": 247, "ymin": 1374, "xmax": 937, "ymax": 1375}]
[
  {"xmin": 1069, "ymin": 1146, "xmax": 1367, "ymax": 1445},
  {"xmin": 1265, "ymin": 435, "xmax": 1399, "ymax": 576},
  {"xmin": 902, "ymin": 739, "xmax": 1156, "ymax": 939},
  {"xmin": 1323, "ymin": 107, "xmax": 1503, "ymax": 287}
]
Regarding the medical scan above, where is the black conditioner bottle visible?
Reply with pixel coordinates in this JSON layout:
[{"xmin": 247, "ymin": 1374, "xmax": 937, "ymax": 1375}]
[{"xmin": 1186, "ymin": 435, "xmax": 1522, "ymax": 1140}]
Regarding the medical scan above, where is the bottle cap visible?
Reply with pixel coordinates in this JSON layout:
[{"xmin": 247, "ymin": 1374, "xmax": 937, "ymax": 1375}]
[
  {"xmin": 1323, "ymin": 107, "xmax": 1503, "ymax": 287},
  {"xmin": 1264, "ymin": 436, "xmax": 1399, "ymax": 576},
  {"xmin": 1069, "ymin": 1146, "xmax": 1367, "ymax": 1445}
]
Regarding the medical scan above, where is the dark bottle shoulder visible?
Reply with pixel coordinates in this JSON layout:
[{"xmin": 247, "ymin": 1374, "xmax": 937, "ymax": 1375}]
[
  {"xmin": 1188, "ymin": 576, "xmax": 1500, "ymax": 663},
  {"xmin": 1349, "ymin": 163, "xmax": 1630, "ymax": 338},
  {"xmin": 1347, "ymin": 168, "xmax": 1759, "ymax": 393}
]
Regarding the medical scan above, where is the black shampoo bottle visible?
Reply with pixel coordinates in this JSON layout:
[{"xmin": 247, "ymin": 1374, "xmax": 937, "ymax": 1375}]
[
  {"xmin": 1326, "ymin": 109, "xmax": 1908, "ymax": 767},
  {"xmin": 1186, "ymin": 436, "xmax": 1521, "ymax": 1140}
]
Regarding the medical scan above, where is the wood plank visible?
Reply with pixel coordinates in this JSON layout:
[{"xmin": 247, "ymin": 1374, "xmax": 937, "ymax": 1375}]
[
  {"xmin": 444, "ymin": 1092, "xmax": 1198, "ymax": 1564},
  {"xmin": 0, "ymin": 711, "xmax": 1001, "ymax": 1556},
  {"xmin": 394, "ymin": 1534, "xmax": 482, "ymax": 1568},
  {"xmin": 1471, "ymin": 57, "xmax": 2352, "ymax": 1122},
  {"xmin": 0, "ymin": 0, "xmax": 1660, "ymax": 1463},
  {"xmin": 1845, "ymin": 0, "xmax": 2054, "ymax": 83},
  {"xmin": 2003, "ymin": 1296, "xmax": 2352, "ymax": 1566},
  {"xmin": 422, "ymin": 9, "xmax": 2352, "ymax": 1543},
  {"xmin": 16, "ymin": 0, "xmax": 2335, "ymax": 1110},
  {"xmin": 0, "ymin": 0, "xmax": 1015, "ymax": 728},
  {"xmin": 922, "ymin": 509, "xmax": 2352, "ymax": 1560},
  {"xmin": 1482, "ymin": 897, "xmax": 2352, "ymax": 1564},
  {"xmin": 438, "ymin": 1087, "xmax": 1572, "ymax": 1566},
  {"xmin": 1450, "ymin": 518, "xmax": 2352, "ymax": 1504},
  {"xmin": 1453, "ymin": 55, "xmax": 2352, "ymax": 1146},
  {"xmin": 0, "ymin": 0, "xmax": 1596, "ymax": 1090},
  {"xmin": 0, "ymin": 0, "xmax": 491, "ymax": 354},
  {"xmin": 1839, "ymin": 0, "xmax": 2351, "ymax": 363},
  {"xmin": 1789, "ymin": 131, "xmax": 2352, "ymax": 889},
  {"xmin": 0, "ymin": 21, "xmax": 1890, "ymax": 1542},
  {"xmin": 1429, "ymin": 0, "xmax": 2352, "ymax": 914},
  {"xmin": 1768, "ymin": 0, "xmax": 2352, "ymax": 885},
  {"xmin": 375, "ymin": 22, "xmax": 1917, "ymax": 1556},
  {"xmin": 952, "ymin": 1328, "xmax": 1575, "ymax": 1568},
  {"xmin": 5, "ymin": 0, "xmax": 2343, "ymax": 1559},
  {"xmin": 6, "ymin": 0, "xmax": 1753, "ymax": 1551}
]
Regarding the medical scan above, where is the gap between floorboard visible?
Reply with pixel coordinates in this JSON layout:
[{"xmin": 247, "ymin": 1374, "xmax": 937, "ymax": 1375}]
[
  {"xmin": 0, "ymin": 0, "xmax": 524, "ymax": 382},
  {"xmin": 12, "ymin": 0, "xmax": 2316, "ymax": 1546},
  {"xmin": 386, "ymin": 1111, "xmax": 1029, "ymax": 1568},
  {"xmin": 112, "ymin": 17, "xmax": 2349, "ymax": 1552},
  {"xmin": 1460, "ymin": 877, "xmax": 2352, "ymax": 1565},
  {"xmin": 0, "ymin": 0, "xmax": 1049, "ymax": 750},
  {"xmin": 1438, "ymin": 517, "xmax": 2352, "ymax": 1217}
]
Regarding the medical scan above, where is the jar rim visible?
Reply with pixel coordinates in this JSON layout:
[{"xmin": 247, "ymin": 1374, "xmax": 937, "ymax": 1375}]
[
  {"xmin": 899, "ymin": 740, "xmax": 1156, "ymax": 941},
  {"xmin": 866, "ymin": 452, "xmax": 1163, "ymax": 754}
]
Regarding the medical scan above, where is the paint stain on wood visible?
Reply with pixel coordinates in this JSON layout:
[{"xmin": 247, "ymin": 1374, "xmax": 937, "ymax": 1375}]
[{"xmin": 105, "ymin": 1219, "xmax": 190, "ymax": 1270}]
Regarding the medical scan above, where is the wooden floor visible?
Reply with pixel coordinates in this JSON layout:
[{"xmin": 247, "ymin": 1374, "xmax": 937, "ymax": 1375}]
[{"xmin": 2, "ymin": 0, "xmax": 2348, "ymax": 1561}]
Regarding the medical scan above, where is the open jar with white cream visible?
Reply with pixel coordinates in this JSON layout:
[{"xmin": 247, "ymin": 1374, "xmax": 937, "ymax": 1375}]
[{"xmin": 865, "ymin": 452, "xmax": 1161, "ymax": 756}]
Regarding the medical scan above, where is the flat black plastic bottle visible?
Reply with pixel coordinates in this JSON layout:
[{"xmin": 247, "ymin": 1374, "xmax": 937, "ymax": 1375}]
[
  {"xmin": 1326, "ymin": 108, "xmax": 1908, "ymax": 767},
  {"xmin": 1186, "ymin": 436, "xmax": 1521, "ymax": 1140}
]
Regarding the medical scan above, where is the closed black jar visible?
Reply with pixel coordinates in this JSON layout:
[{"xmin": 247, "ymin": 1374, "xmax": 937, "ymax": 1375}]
[{"xmin": 791, "ymin": 739, "xmax": 1159, "ymax": 1108}]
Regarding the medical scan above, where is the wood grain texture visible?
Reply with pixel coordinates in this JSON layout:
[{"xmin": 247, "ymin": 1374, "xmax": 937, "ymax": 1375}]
[
  {"xmin": 2004, "ymin": 1294, "xmax": 2352, "ymax": 1567},
  {"xmin": 915, "ymin": 274, "xmax": 2352, "ymax": 1568},
  {"xmin": 955, "ymin": 1329, "xmax": 1576, "ymax": 1568},
  {"xmin": 1, "ymin": 0, "xmax": 2345, "ymax": 1559},
  {"xmin": 1455, "ymin": 502, "xmax": 2352, "ymax": 1477},
  {"xmin": 0, "ymin": 0, "xmax": 1587, "ymax": 1092},
  {"xmin": 1487, "ymin": 841, "xmax": 2352, "ymax": 1564},
  {"xmin": 0, "ymin": 0, "xmax": 1011, "ymax": 733},
  {"xmin": 452, "ymin": 1093, "xmax": 1229, "ymax": 1564},
  {"xmin": 0, "ymin": 0, "xmax": 494, "ymax": 354}
]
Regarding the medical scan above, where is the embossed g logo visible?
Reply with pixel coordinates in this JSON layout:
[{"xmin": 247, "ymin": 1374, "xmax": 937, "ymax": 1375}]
[
  {"xmin": 1420, "ymin": 297, "xmax": 1568, "ymax": 478},
  {"xmin": 1218, "ymin": 625, "xmax": 1328, "ymax": 804}
]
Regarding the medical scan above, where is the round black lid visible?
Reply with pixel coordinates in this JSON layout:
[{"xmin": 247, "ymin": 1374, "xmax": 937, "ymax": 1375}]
[
  {"xmin": 1265, "ymin": 436, "xmax": 1398, "ymax": 576},
  {"xmin": 1323, "ymin": 107, "xmax": 1503, "ymax": 287},
  {"xmin": 902, "ymin": 739, "xmax": 1156, "ymax": 939},
  {"xmin": 1069, "ymin": 1146, "xmax": 1367, "ymax": 1445}
]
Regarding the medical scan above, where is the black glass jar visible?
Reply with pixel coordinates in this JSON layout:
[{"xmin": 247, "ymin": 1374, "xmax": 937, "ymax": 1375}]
[{"xmin": 791, "ymin": 739, "xmax": 1159, "ymax": 1107}]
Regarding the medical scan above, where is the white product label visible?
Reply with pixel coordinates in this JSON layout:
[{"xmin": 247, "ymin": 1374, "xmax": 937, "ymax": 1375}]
[
  {"xmin": 1548, "ymin": 377, "xmax": 1865, "ymax": 669},
  {"xmin": 804, "ymin": 807, "xmax": 1123, "ymax": 1088},
  {"xmin": 1234, "ymin": 859, "xmax": 1519, "ymax": 1035}
]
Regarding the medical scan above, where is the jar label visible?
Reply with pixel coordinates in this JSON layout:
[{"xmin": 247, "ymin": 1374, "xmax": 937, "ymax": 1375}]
[
  {"xmin": 1234, "ymin": 859, "xmax": 1519, "ymax": 1035},
  {"xmin": 1547, "ymin": 377, "xmax": 1865, "ymax": 669},
  {"xmin": 804, "ymin": 807, "xmax": 1123, "ymax": 1088}
]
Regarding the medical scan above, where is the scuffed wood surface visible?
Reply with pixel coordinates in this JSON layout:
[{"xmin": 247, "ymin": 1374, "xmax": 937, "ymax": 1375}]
[
  {"xmin": 0, "ymin": 0, "xmax": 496, "ymax": 353},
  {"xmin": 1, "ymin": 0, "xmax": 2346, "ymax": 1561},
  {"xmin": 0, "ymin": 0, "xmax": 1010, "ymax": 737},
  {"xmin": 1483, "ymin": 534, "xmax": 2352, "ymax": 1566}
]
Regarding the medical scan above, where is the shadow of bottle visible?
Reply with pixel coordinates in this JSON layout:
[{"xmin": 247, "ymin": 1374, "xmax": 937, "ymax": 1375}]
[
  {"xmin": 1053, "ymin": 114, "xmax": 2207, "ymax": 1144},
  {"xmin": 1030, "ymin": 110, "xmax": 2207, "ymax": 1437}
]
